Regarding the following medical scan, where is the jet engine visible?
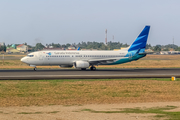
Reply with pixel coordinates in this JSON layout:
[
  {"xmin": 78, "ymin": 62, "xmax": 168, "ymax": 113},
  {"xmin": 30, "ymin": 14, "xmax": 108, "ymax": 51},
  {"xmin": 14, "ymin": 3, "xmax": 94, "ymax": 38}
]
[{"xmin": 74, "ymin": 61, "xmax": 89, "ymax": 68}]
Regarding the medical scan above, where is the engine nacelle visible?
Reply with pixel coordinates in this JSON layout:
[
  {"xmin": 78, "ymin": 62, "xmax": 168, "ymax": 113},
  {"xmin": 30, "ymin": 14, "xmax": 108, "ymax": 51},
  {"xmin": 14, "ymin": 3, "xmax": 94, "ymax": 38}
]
[
  {"xmin": 74, "ymin": 61, "xmax": 89, "ymax": 68},
  {"xmin": 59, "ymin": 65, "xmax": 73, "ymax": 68}
]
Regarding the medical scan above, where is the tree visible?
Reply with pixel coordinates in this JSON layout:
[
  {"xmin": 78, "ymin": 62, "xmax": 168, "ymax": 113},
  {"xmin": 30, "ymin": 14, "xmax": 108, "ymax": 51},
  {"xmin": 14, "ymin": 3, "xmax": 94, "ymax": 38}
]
[
  {"xmin": 175, "ymin": 47, "xmax": 180, "ymax": 51},
  {"xmin": 146, "ymin": 44, "xmax": 152, "ymax": 49},
  {"xmin": 66, "ymin": 43, "xmax": 71, "ymax": 48},
  {"xmin": 163, "ymin": 48, "xmax": 169, "ymax": 51},
  {"xmin": 154, "ymin": 45, "xmax": 161, "ymax": 52},
  {"xmin": 7, "ymin": 44, "xmax": 12, "ymax": 47},
  {"xmin": 0, "ymin": 45, "xmax": 6, "ymax": 52},
  {"xmin": 165, "ymin": 44, "xmax": 178, "ymax": 49},
  {"xmin": 33, "ymin": 43, "xmax": 45, "ymax": 51}
]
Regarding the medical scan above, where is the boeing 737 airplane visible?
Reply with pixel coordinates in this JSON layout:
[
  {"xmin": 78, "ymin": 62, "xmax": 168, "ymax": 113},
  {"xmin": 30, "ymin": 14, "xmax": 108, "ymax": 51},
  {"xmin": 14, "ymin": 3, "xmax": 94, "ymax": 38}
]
[{"xmin": 21, "ymin": 26, "xmax": 150, "ymax": 71}]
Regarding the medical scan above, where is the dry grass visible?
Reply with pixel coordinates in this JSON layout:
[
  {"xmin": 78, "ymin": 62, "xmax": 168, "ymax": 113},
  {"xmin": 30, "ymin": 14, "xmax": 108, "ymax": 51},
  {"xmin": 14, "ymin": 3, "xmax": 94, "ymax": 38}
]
[
  {"xmin": 143, "ymin": 54, "xmax": 180, "ymax": 60},
  {"xmin": 0, "ymin": 55, "xmax": 180, "ymax": 69},
  {"xmin": 98, "ymin": 55, "xmax": 180, "ymax": 68},
  {"xmin": 98, "ymin": 60, "xmax": 180, "ymax": 68},
  {"xmin": 0, "ymin": 54, "xmax": 25, "ymax": 56},
  {"xmin": 0, "ymin": 79, "xmax": 180, "ymax": 107}
]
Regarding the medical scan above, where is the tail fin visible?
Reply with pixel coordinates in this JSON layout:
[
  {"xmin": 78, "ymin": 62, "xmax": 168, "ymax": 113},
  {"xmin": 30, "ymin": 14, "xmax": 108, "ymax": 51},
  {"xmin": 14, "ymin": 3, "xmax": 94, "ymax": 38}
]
[{"xmin": 128, "ymin": 26, "xmax": 150, "ymax": 52}]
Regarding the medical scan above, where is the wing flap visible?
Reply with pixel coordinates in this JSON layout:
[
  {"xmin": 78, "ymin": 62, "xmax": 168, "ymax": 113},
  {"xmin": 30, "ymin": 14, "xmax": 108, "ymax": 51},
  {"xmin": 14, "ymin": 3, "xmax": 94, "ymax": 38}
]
[{"xmin": 88, "ymin": 58, "xmax": 119, "ymax": 64}]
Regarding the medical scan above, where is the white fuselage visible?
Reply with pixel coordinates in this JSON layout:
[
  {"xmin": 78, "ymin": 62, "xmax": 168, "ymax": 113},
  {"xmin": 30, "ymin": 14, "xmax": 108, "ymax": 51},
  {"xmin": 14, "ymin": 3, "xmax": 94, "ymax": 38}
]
[
  {"xmin": 21, "ymin": 49, "xmax": 130, "ymax": 66},
  {"xmin": 20, "ymin": 26, "xmax": 150, "ymax": 69}
]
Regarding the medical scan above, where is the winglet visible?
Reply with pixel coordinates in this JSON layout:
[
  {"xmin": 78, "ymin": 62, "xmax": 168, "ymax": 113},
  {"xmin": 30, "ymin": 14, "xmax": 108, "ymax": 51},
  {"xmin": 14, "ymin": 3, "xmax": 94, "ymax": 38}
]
[{"xmin": 77, "ymin": 47, "xmax": 80, "ymax": 51}]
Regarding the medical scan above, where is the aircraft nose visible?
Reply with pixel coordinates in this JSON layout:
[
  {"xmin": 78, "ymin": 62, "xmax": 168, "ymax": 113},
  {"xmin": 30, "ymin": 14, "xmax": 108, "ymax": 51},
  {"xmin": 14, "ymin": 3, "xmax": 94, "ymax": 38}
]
[{"xmin": 21, "ymin": 57, "xmax": 27, "ymax": 63}]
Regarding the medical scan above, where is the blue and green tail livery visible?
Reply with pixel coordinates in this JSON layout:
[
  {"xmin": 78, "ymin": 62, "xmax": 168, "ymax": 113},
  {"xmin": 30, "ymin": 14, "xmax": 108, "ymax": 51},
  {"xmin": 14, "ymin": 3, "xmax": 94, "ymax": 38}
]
[{"xmin": 128, "ymin": 26, "xmax": 150, "ymax": 52}]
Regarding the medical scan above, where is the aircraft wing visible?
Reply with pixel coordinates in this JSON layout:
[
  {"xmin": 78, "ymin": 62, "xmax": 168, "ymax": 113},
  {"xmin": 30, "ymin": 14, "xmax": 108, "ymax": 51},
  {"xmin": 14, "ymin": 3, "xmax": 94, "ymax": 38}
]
[{"xmin": 88, "ymin": 58, "xmax": 120, "ymax": 64}]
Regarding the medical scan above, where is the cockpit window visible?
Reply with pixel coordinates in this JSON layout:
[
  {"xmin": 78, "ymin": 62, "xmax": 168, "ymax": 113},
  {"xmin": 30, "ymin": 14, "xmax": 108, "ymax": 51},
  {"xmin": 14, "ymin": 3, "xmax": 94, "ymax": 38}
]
[{"xmin": 27, "ymin": 55, "xmax": 34, "ymax": 57}]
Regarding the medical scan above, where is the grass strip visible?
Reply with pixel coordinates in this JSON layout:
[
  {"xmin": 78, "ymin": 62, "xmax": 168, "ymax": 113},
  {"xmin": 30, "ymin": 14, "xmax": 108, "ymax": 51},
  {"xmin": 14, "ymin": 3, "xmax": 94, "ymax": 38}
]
[
  {"xmin": 81, "ymin": 106, "xmax": 180, "ymax": 120},
  {"xmin": 0, "ymin": 79, "xmax": 180, "ymax": 106},
  {"xmin": 47, "ymin": 111, "xmax": 59, "ymax": 114},
  {"xmin": 18, "ymin": 112, "xmax": 43, "ymax": 114},
  {"xmin": 0, "ymin": 78, "xmax": 180, "ymax": 82}
]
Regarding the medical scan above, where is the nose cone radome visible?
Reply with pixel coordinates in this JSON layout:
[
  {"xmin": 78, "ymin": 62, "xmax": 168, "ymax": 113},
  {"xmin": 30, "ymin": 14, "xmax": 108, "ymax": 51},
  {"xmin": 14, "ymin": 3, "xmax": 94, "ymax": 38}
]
[{"xmin": 21, "ymin": 57, "xmax": 27, "ymax": 63}]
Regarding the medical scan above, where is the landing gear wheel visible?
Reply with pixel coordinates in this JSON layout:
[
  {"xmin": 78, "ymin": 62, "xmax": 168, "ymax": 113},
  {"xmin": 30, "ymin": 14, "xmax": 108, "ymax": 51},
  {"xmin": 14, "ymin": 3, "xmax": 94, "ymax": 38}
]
[
  {"xmin": 93, "ymin": 67, "xmax": 96, "ymax": 71},
  {"xmin": 90, "ymin": 67, "xmax": 93, "ymax": 70},
  {"xmin": 34, "ymin": 67, "xmax": 37, "ymax": 71},
  {"xmin": 90, "ymin": 66, "xmax": 96, "ymax": 71},
  {"xmin": 81, "ymin": 68, "xmax": 86, "ymax": 70}
]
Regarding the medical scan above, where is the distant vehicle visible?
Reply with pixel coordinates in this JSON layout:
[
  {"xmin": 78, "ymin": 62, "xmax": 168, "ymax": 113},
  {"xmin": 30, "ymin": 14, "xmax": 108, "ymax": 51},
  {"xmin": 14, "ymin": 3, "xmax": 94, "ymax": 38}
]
[{"xmin": 21, "ymin": 26, "xmax": 150, "ymax": 71}]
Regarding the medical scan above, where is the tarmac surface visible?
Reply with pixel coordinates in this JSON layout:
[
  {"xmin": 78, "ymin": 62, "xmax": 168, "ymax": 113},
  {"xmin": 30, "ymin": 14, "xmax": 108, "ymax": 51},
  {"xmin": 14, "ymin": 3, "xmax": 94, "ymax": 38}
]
[{"xmin": 0, "ymin": 68, "xmax": 180, "ymax": 80}]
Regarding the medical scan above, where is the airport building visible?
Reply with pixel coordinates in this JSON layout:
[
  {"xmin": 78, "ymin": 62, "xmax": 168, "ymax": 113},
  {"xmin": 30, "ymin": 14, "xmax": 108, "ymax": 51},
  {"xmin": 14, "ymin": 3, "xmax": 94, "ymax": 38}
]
[
  {"xmin": 6, "ymin": 44, "xmax": 28, "ymax": 54},
  {"xmin": 6, "ymin": 48, "xmax": 20, "ymax": 53},
  {"xmin": 16, "ymin": 44, "xmax": 28, "ymax": 52}
]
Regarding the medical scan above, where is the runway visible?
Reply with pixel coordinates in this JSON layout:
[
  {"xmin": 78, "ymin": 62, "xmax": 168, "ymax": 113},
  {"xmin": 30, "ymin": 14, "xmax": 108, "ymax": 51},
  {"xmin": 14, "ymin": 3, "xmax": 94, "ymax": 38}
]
[{"xmin": 0, "ymin": 68, "xmax": 180, "ymax": 80}]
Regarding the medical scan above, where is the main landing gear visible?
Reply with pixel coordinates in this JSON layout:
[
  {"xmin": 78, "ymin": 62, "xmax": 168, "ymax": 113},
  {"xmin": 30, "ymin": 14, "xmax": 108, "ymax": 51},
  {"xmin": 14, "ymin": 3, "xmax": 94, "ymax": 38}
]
[
  {"xmin": 90, "ymin": 66, "xmax": 96, "ymax": 71},
  {"xmin": 34, "ymin": 67, "xmax": 37, "ymax": 71},
  {"xmin": 81, "ymin": 68, "xmax": 86, "ymax": 70}
]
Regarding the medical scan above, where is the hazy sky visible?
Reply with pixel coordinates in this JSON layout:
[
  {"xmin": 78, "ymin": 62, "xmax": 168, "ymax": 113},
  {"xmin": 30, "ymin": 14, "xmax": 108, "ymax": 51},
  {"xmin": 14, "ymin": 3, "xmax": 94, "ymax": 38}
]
[{"xmin": 0, "ymin": 0, "xmax": 180, "ymax": 46}]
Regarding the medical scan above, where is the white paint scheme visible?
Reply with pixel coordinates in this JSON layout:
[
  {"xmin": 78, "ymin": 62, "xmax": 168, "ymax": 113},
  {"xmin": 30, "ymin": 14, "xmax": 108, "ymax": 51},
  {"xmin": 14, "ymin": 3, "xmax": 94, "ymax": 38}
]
[
  {"xmin": 21, "ymin": 49, "xmax": 129, "ymax": 67},
  {"xmin": 20, "ymin": 26, "xmax": 150, "ymax": 70}
]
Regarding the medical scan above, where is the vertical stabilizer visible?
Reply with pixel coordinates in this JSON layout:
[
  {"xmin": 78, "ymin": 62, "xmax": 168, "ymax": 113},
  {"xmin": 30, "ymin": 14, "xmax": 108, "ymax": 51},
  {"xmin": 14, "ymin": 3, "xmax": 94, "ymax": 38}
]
[{"xmin": 128, "ymin": 26, "xmax": 150, "ymax": 52}]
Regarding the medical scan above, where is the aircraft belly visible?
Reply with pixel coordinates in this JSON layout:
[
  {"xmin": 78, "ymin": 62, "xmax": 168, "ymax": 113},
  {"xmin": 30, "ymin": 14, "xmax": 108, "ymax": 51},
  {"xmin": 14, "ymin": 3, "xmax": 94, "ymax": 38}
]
[
  {"xmin": 28, "ymin": 59, "xmax": 43, "ymax": 65},
  {"xmin": 45, "ymin": 58, "xmax": 72, "ymax": 65}
]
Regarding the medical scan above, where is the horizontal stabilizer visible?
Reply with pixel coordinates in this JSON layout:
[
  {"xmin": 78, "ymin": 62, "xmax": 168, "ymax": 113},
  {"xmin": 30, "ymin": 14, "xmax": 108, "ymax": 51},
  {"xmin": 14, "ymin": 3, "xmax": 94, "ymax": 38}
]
[{"xmin": 138, "ymin": 52, "xmax": 154, "ymax": 55}]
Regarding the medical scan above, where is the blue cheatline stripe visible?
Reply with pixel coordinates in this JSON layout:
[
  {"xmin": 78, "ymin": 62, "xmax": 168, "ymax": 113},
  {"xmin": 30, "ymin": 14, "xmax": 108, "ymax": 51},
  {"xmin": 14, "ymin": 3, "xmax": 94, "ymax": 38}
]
[{"xmin": 128, "ymin": 26, "xmax": 150, "ymax": 52}]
